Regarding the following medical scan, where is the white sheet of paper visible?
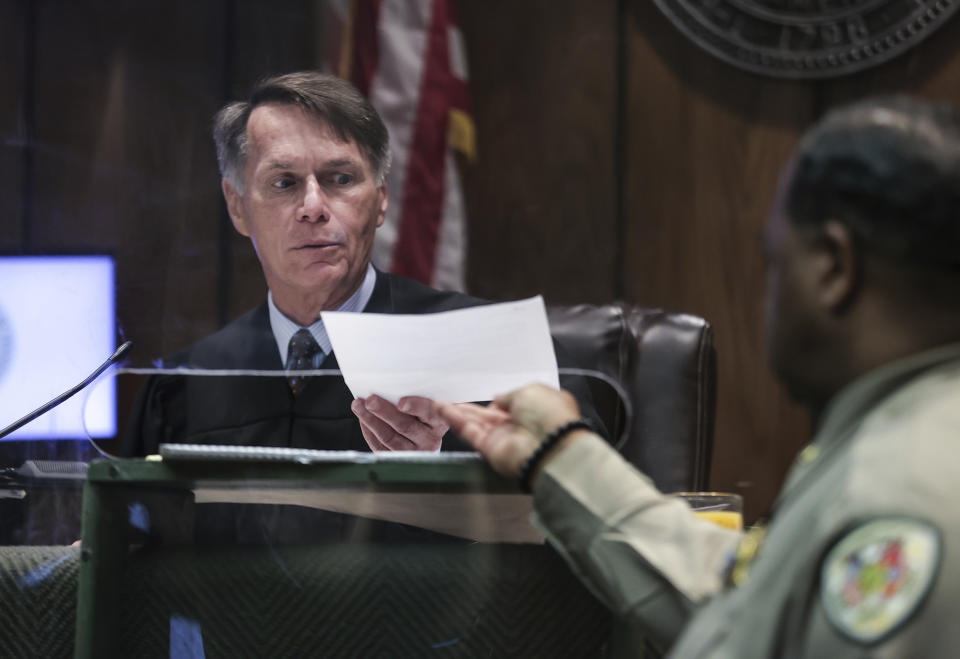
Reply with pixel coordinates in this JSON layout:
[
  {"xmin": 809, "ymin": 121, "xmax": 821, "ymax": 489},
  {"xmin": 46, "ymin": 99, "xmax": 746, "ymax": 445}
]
[{"xmin": 321, "ymin": 296, "xmax": 559, "ymax": 403}]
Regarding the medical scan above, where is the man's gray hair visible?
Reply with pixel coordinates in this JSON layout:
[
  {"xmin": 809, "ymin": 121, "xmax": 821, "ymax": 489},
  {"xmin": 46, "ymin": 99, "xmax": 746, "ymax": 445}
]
[{"xmin": 213, "ymin": 71, "xmax": 392, "ymax": 193}]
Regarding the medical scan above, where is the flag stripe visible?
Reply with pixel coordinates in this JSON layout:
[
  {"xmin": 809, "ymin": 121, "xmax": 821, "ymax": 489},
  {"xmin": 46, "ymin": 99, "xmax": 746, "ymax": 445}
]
[
  {"xmin": 432, "ymin": 149, "xmax": 467, "ymax": 288},
  {"xmin": 391, "ymin": 0, "xmax": 451, "ymax": 281},
  {"xmin": 366, "ymin": 0, "xmax": 432, "ymax": 277}
]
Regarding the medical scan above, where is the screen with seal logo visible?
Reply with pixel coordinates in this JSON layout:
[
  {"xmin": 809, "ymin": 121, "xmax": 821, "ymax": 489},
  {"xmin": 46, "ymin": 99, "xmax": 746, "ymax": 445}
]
[{"xmin": 0, "ymin": 255, "xmax": 116, "ymax": 439}]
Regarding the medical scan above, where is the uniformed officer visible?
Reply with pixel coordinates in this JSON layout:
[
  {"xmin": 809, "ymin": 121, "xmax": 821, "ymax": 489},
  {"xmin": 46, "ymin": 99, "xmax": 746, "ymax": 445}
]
[{"xmin": 436, "ymin": 96, "xmax": 960, "ymax": 657}]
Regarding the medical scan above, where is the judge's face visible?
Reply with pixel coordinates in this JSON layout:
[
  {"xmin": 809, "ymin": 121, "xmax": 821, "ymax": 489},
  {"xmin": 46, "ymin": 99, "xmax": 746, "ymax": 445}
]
[{"xmin": 223, "ymin": 103, "xmax": 387, "ymax": 317}]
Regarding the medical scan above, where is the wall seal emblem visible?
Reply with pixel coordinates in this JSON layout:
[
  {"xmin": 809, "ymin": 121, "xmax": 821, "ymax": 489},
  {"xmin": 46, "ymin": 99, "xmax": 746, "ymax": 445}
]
[{"xmin": 652, "ymin": 1, "xmax": 960, "ymax": 79}]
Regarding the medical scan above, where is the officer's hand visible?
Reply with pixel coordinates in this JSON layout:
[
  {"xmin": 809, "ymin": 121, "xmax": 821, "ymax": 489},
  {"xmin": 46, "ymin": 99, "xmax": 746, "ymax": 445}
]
[
  {"xmin": 435, "ymin": 384, "xmax": 582, "ymax": 478},
  {"xmin": 352, "ymin": 394, "xmax": 449, "ymax": 452},
  {"xmin": 494, "ymin": 383, "xmax": 581, "ymax": 441}
]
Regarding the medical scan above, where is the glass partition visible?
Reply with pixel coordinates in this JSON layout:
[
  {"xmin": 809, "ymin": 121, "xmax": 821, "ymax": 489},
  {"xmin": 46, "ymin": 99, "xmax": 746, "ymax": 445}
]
[{"xmin": 0, "ymin": 3, "xmax": 632, "ymax": 657}]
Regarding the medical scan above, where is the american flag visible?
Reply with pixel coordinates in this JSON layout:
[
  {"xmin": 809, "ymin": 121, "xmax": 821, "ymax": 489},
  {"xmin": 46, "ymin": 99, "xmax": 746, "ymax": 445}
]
[{"xmin": 323, "ymin": 0, "xmax": 475, "ymax": 292}]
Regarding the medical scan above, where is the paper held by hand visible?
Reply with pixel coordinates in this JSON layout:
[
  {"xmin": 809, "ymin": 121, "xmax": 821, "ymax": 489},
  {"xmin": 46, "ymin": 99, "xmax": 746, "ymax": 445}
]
[{"xmin": 321, "ymin": 296, "xmax": 559, "ymax": 403}]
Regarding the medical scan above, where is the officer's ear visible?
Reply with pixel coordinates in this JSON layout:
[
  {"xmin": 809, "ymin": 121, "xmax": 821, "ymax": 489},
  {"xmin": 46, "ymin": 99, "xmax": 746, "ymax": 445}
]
[
  {"xmin": 222, "ymin": 178, "xmax": 250, "ymax": 237},
  {"xmin": 813, "ymin": 220, "xmax": 859, "ymax": 312}
]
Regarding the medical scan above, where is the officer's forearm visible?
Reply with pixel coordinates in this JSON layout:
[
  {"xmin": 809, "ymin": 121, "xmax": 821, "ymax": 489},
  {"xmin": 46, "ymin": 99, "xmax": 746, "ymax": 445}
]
[{"xmin": 532, "ymin": 433, "xmax": 741, "ymax": 646}]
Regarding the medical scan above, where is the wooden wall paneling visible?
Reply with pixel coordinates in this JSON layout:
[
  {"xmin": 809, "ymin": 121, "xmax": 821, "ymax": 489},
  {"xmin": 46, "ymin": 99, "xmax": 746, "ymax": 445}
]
[
  {"xmin": 32, "ymin": 1, "xmax": 226, "ymax": 443},
  {"xmin": 624, "ymin": 3, "xmax": 814, "ymax": 521},
  {"xmin": 0, "ymin": 1, "xmax": 26, "ymax": 249},
  {"xmin": 226, "ymin": 0, "xmax": 319, "ymax": 321},
  {"xmin": 231, "ymin": 0, "xmax": 320, "ymax": 91},
  {"xmin": 34, "ymin": 1, "xmax": 226, "ymax": 356},
  {"xmin": 459, "ymin": 0, "xmax": 618, "ymax": 304}
]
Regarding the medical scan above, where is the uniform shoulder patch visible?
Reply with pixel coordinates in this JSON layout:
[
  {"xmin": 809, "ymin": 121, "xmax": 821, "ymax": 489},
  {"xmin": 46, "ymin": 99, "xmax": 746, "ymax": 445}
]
[{"xmin": 821, "ymin": 517, "xmax": 940, "ymax": 645}]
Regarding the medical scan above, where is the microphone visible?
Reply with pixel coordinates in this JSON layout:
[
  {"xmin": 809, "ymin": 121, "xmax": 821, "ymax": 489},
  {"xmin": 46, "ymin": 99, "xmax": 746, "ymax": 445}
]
[{"xmin": 0, "ymin": 341, "xmax": 133, "ymax": 441}]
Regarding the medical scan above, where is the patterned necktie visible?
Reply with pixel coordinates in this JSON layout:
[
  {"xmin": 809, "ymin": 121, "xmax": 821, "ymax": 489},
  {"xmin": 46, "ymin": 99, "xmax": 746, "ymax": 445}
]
[{"xmin": 285, "ymin": 328, "xmax": 322, "ymax": 395}]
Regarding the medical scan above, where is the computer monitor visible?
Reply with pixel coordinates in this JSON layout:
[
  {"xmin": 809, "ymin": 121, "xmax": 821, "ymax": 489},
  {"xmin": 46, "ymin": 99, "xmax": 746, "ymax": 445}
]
[{"xmin": 0, "ymin": 254, "xmax": 117, "ymax": 440}]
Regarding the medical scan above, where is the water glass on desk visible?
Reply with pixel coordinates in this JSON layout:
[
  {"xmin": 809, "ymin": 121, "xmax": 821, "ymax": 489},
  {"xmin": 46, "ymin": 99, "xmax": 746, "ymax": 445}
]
[{"xmin": 671, "ymin": 492, "xmax": 744, "ymax": 531}]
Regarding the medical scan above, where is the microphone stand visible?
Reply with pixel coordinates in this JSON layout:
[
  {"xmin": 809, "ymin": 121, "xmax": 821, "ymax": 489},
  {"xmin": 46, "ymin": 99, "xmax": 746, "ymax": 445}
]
[{"xmin": 0, "ymin": 341, "xmax": 132, "ymax": 441}]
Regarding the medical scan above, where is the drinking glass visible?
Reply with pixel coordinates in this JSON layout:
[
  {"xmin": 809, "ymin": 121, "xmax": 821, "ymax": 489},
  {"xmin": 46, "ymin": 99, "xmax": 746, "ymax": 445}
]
[{"xmin": 670, "ymin": 492, "xmax": 744, "ymax": 530}]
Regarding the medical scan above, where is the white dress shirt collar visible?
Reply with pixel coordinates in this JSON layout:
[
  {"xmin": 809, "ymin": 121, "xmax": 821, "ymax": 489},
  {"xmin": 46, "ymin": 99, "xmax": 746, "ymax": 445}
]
[{"xmin": 267, "ymin": 263, "xmax": 377, "ymax": 365}]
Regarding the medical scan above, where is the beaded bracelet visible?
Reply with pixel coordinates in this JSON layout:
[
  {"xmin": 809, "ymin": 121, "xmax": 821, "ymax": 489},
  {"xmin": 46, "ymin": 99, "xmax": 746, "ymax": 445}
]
[{"xmin": 519, "ymin": 418, "xmax": 597, "ymax": 492}]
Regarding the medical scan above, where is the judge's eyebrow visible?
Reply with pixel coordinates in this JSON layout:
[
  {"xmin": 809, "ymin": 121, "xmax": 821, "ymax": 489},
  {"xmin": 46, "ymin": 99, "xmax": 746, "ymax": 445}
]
[
  {"xmin": 323, "ymin": 157, "xmax": 360, "ymax": 170},
  {"xmin": 262, "ymin": 157, "xmax": 363, "ymax": 177}
]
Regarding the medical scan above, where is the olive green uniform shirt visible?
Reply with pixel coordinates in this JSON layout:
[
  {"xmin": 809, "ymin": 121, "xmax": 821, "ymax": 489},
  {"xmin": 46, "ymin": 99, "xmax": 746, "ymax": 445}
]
[{"xmin": 534, "ymin": 344, "xmax": 960, "ymax": 657}]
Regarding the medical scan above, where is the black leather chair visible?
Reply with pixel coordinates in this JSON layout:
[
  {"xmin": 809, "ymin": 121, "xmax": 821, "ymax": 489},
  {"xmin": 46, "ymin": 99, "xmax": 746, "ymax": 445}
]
[{"xmin": 548, "ymin": 304, "xmax": 717, "ymax": 493}]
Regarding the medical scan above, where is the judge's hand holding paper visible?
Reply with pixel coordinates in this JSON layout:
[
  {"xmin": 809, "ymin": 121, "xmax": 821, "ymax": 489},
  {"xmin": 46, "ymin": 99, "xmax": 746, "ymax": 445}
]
[
  {"xmin": 349, "ymin": 395, "xmax": 450, "ymax": 452},
  {"xmin": 323, "ymin": 296, "xmax": 563, "ymax": 453}
]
